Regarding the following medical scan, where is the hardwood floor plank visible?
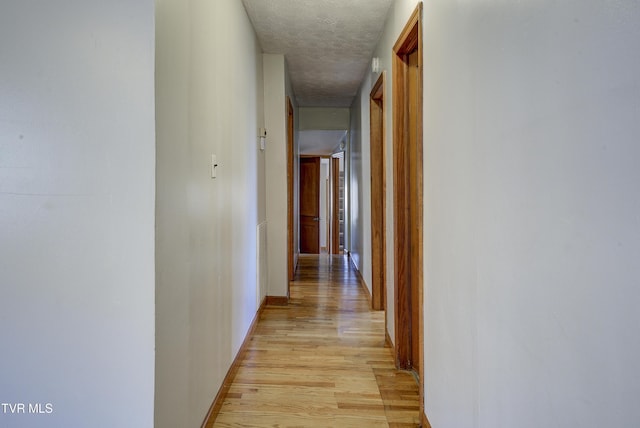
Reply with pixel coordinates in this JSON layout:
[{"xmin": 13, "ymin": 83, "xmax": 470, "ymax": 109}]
[{"xmin": 209, "ymin": 254, "xmax": 420, "ymax": 427}]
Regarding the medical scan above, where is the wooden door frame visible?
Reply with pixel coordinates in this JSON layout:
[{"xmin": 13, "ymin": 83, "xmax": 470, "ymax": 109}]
[
  {"xmin": 392, "ymin": 1, "xmax": 424, "ymax": 421},
  {"xmin": 331, "ymin": 156, "xmax": 340, "ymax": 254},
  {"xmin": 315, "ymin": 156, "xmax": 332, "ymax": 254},
  {"xmin": 287, "ymin": 97, "xmax": 295, "ymax": 284},
  {"xmin": 301, "ymin": 154, "xmax": 331, "ymax": 255},
  {"xmin": 370, "ymin": 72, "xmax": 386, "ymax": 311}
]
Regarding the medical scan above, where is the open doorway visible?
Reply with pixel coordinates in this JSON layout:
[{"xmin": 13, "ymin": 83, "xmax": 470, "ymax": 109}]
[
  {"xmin": 370, "ymin": 72, "xmax": 386, "ymax": 311},
  {"xmin": 319, "ymin": 158, "xmax": 330, "ymax": 253},
  {"xmin": 299, "ymin": 155, "xmax": 339, "ymax": 255},
  {"xmin": 297, "ymin": 127, "xmax": 348, "ymax": 257},
  {"xmin": 392, "ymin": 2, "xmax": 424, "ymax": 421},
  {"xmin": 287, "ymin": 97, "xmax": 296, "ymax": 281},
  {"xmin": 331, "ymin": 152, "xmax": 345, "ymax": 255}
]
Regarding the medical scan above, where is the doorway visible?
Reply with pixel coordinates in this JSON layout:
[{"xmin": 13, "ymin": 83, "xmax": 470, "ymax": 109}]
[
  {"xmin": 319, "ymin": 158, "xmax": 331, "ymax": 253},
  {"xmin": 287, "ymin": 98, "xmax": 296, "ymax": 281},
  {"xmin": 370, "ymin": 72, "xmax": 386, "ymax": 311},
  {"xmin": 392, "ymin": 0, "xmax": 423, "ymax": 406},
  {"xmin": 331, "ymin": 153, "xmax": 345, "ymax": 254}
]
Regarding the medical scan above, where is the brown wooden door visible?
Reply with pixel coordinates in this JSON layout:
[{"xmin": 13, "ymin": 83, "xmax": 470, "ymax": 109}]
[{"xmin": 300, "ymin": 157, "xmax": 320, "ymax": 253}]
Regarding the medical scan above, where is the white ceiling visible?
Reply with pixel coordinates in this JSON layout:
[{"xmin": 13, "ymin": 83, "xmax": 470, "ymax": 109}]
[{"xmin": 242, "ymin": 0, "xmax": 393, "ymax": 107}]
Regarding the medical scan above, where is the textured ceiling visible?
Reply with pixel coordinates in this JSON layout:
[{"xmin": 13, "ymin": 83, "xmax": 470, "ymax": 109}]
[{"xmin": 242, "ymin": 0, "xmax": 393, "ymax": 107}]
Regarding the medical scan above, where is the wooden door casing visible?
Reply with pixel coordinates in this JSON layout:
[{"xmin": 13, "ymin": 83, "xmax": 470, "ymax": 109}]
[
  {"xmin": 287, "ymin": 98, "xmax": 295, "ymax": 281},
  {"xmin": 392, "ymin": 3, "xmax": 424, "ymax": 420},
  {"xmin": 370, "ymin": 72, "xmax": 386, "ymax": 311},
  {"xmin": 331, "ymin": 157, "xmax": 340, "ymax": 254}
]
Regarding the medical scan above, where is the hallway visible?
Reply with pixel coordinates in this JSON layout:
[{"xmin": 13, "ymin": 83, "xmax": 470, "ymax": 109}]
[{"xmin": 210, "ymin": 255, "xmax": 420, "ymax": 427}]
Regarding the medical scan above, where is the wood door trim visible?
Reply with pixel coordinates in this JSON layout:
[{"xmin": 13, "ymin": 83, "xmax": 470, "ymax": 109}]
[
  {"xmin": 331, "ymin": 157, "xmax": 340, "ymax": 254},
  {"xmin": 371, "ymin": 70, "xmax": 385, "ymax": 99},
  {"xmin": 393, "ymin": 3, "xmax": 421, "ymax": 54},
  {"xmin": 421, "ymin": 410, "xmax": 432, "ymax": 428},
  {"xmin": 300, "ymin": 154, "xmax": 331, "ymax": 159},
  {"xmin": 287, "ymin": 97, "xmax": 295, "ymax": 283},
  {"xmin": 370, "ymin": 71, "xmax": 386, "ymax": 312},
  {"xmin": 392, "ymin": 0, "xmax": 424, "ymax": 420}
]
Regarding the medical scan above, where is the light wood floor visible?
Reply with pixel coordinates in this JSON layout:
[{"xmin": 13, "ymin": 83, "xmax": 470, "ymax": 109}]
[{"xmin": 211, "ymin": 254, "xmax": 420, "ymax": 427}]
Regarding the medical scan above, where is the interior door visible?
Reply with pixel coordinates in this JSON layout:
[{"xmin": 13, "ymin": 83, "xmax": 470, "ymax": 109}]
[{"xmin": 300, "ymin": 157, "xmax": 320, "ymax": 253}]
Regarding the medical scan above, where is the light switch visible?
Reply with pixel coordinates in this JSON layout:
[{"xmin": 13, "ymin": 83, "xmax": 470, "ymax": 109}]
[
  {"xmin": 211, "ymin": 154, "xmax": 218, "ymax": 178},
  {"xmin": 259, "ymin": 128, "xmax": 267, "ymax": 151}
]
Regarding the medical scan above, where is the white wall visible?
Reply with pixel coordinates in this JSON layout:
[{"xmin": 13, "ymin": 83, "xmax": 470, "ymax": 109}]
[
  {"xmin": 289, "ymin": 68, "xmax": 301, "ymax": 270},
  {"xmin": 358, "ymin": 0, "xmax": 640, "ymax": 426},
  {"xmin": 264, "ymin": 54, "xmax": 298, "ymax": 296},
  {"xmin": 155, "ymin": 0, "xmax": 265, "ymax": 426},
  {"xmin": 0, "ymin": 1, "xmax": 156, "ymax": 427},
  {"xmin": 348, "ymin": 88, "xmax": 372, "ymax": 293},
  {"xmin": 348, "ymin": 0, "xmax": 421, "ymax": 337},
  {"xmin": 352, "ymin": 0, "xmax": 640, "ymax": 428},
  {"xmin": 264, "ymin": 54, "xmax": 287, "ymax": 296},
  {"xmin": 424, "ymin": 1, "xmax": 640, "ymax": 426}
]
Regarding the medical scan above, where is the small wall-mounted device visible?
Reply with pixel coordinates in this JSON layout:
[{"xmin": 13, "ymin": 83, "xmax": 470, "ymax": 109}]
[
  {"xmin": 211, "ymin": 154, "xmax": 218, "ymax": 178},
  {"xmin": 259, "ymin": 127, "xmax": 267, "ymax": 151},
  {"xmin": 371, "ymin": 57, "xmax": 380, "ymax": 73}
]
